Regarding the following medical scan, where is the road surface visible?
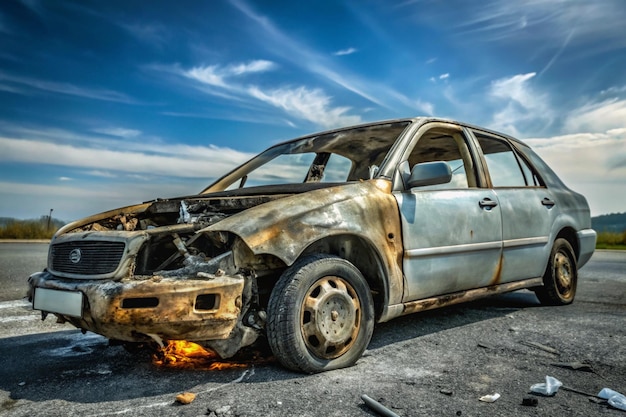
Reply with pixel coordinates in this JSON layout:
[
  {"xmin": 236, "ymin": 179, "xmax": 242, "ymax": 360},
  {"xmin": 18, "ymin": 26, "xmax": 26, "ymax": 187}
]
[{"xmin": 0, "ymin": 243, "xmax": 624, "ymax": 416}]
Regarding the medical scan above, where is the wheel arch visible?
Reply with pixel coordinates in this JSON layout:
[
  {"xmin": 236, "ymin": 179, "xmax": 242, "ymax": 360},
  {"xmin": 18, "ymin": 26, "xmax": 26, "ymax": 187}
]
[
  {"xmin": 299, "ymin": 234, "xmax": 390, "ymax": 322},
  {"xmin": 555, "ymin": 227, "xmax": 579, "ymax": 262},
  {"xmin": 231, "ymin": 233, "xmax": 391, "ymax": 322}
]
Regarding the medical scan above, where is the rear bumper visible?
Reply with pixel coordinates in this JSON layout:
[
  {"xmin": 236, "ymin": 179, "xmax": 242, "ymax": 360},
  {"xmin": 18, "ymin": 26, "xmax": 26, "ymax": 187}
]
[
  {"xmin": 28, "ymin": 271, "xmax": 245, "ymax": 343},
  {"xmin": 577, "ymin": 228, "xmax": 597, "ymax": 268}
]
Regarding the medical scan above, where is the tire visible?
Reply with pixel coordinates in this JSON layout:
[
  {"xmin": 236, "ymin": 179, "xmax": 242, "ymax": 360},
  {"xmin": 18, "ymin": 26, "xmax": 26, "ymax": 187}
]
[
  {"xmin": 267, "ymin": 254, "xmax": 375, "ymax": 373},
  {"xmin": 534, "ymin": 238, "xmax": 578, "ymax": 305}
]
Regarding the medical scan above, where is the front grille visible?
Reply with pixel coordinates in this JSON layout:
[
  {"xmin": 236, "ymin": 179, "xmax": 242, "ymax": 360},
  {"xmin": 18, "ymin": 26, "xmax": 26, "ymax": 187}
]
[{"xmin": 51, "ymin": 241, "xmax": 126, "ymax": 275}]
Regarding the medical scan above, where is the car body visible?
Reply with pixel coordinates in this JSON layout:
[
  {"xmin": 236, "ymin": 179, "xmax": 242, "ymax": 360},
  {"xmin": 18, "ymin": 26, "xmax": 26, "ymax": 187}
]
[{"xmin": 28, "ymin": 117, "xmax": 596, "ymax": 373}]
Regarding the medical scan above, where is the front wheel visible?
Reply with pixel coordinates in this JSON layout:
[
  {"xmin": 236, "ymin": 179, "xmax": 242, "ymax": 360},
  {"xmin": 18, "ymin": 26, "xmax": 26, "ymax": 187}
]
[
  {"xmin": 267, "ymin": 254, "xmax": 374, "ymax": 373},
  {"xmin": 534, "ymin": 238, "xmax": 578, "ymax": 305}
]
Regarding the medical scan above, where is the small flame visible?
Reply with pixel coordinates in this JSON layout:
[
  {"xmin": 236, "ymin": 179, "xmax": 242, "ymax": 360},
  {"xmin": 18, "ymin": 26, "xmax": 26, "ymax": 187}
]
[{"xmin": 153, "ymin": 340, "xmax": 248, "ymax": 371}]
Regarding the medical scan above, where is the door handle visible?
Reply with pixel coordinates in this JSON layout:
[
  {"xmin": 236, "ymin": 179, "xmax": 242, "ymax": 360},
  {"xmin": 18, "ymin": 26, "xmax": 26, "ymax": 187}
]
[
  {"xmin": 479, "ymin": 198, "xmax": 498, "ymax": 209},
  {"xmin": 541, "ymin": 197, "xmax": 556, "ymax": 207}
]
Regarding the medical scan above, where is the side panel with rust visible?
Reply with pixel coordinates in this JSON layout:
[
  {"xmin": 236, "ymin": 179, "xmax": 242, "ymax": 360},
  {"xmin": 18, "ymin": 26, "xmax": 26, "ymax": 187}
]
[{"xmin": 396, "ymin": 189, "xmax": 504, "ymax": 301}]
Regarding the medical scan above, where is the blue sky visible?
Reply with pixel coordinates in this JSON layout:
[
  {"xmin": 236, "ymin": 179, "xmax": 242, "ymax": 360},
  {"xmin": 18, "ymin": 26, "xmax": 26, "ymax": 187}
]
[{"xmin": 1, "ymin": 0, "xmax": 625, "ymax": 220}]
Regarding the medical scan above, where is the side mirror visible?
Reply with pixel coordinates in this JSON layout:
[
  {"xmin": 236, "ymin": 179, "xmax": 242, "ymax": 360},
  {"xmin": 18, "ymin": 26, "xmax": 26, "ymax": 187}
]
[{"xmin": 407, "ymin": 161, "xmax": 452, "ymax": 188}]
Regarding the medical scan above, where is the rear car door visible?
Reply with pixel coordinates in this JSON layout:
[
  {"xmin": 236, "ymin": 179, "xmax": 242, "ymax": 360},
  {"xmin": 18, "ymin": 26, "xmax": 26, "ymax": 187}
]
[
  {"xmin": 393, "ymin": 124, "xmax": 503, "ymax": 302},
  {"xmin": 470, "ymin": 131, "xmax": 556, "ymax": 282}
]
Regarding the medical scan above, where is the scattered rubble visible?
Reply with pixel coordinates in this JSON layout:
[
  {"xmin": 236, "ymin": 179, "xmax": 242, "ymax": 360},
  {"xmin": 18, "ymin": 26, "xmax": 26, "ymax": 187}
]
[
  {"xmin": 519, "ymin": 341, "xmax": 560, "ymax": 355},
  {"xmin": 478, "ymin": 393, "xmax": 500, "ymax": 403},
  {"xmin": 361, "ymin": 394, "xmax": 402, "ymax": 417},
  {"xmin": 551, "ymin": 361, "xmax": 595, "ymax": 373},
  {"xmin": 598, "ymin": 388, "xmax": 626, "ymax": 411},
  {"xmin": 530, "ymin": 375, "xmax": 562, "ymax": 396},
  {"xmin": 206, "ymin": 404, "xmax": 235, "ymax": 417},
  {"xmin": 521, "ymin": 397, "xmax": 538, "ymax": 407},
  {"xmin": 175, "ymin": 392, "xmax": 196, "ymax": 405}
]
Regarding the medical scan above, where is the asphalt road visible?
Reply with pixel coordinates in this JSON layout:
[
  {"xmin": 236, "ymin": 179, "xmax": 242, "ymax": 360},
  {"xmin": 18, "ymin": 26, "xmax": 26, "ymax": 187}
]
[
  {"xmin": 0, "ymin": 243, "xmax": 624, "ymax": 416},
  {"xmin": 0, "ymin": 242, "xmax": 48, "ymax": 302}
]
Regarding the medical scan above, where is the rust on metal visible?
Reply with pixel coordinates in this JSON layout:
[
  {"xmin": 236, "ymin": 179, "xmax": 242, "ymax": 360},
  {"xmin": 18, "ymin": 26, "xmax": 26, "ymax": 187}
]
[
  {"xmin": 401, "ymin": 277, "xmax": 543, "ymax": 316},
  {"xmin": 27, "ymin": 117, "xmax": 595, "ymax": 367}
]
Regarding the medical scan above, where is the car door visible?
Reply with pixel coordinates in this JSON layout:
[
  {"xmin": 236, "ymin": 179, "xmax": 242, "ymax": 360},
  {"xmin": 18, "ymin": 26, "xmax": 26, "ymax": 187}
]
[
  {"xmin": 470, "ymin": 131, "xmax": 556, "ymax": 282},
  {"xmin": 393, "ymin": 125, "xmax": 504, "ymax": 302}
]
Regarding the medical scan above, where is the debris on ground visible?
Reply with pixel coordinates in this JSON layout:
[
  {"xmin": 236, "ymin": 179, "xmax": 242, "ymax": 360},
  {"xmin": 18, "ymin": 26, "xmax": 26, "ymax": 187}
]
[
  {"xmin": 520, "ymin": 341, "xmax": 560, "ymax": 355},
  {"xmin": 361, "ymin": 394, "xmax": 402, "ymax": 417},
  {"xmin": 530, "ymin": 376, "xmax": 562, "ymax": 396},
  {"xmin": 561, "ymin": 386, "xmax": 599, "ymax": 398},
  {"xmin": 551, "ymin": 362, "xmax": 594, "ymax": 372},
  {"xmin": 521, "ymin": 397, "xmax": 539, "ymax": 407},
  {"xmin": 207, "ymin": 404, "xmax": 234, "ymax": 417},
  {"xmin": 598, "ymin": 388, "xmax": 626, "ymax": 411},
  {"xmin": 175, "ymin": 392, "xmax": 196, "ymax": 405},
  {"xmin": 478, "ymin": 393, "xmax": 500, "ymax": 403},
  {"xmin": 439, "ymin": 388, "xmax": 454, "ymax": 396}
]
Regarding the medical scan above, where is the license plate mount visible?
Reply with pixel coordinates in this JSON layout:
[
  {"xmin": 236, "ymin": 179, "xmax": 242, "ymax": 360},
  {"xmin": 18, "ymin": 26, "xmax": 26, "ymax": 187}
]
[{"xmin": 34, "ymin": 288, "xmax": 83, "ymax": 318}]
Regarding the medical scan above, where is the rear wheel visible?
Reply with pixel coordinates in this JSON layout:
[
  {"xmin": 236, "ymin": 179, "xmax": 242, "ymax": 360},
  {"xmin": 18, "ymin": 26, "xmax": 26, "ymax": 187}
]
[
  {"xmin": 267, "ymin": 254, "xmax": 374, "ymax": 373},
  {"xmin": 534, "ymin": 238, "xmax": 577, "ymax": 305}
]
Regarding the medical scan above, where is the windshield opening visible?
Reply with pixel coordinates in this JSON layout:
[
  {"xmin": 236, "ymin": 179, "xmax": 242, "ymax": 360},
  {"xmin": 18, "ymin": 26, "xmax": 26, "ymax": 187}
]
[{"xmin": 203, "ymin": 121, "xmax": 411, "ymax": 193}]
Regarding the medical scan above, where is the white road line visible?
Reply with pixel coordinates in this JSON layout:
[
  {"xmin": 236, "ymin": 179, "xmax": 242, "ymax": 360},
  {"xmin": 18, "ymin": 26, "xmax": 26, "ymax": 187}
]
[
  {"xmin": 0, "ymin": 315, "xmax": 39, "ymax": 323},
  {"xmin": 0, "ymin": 300, "xmax": 30, "ymax": 309}
]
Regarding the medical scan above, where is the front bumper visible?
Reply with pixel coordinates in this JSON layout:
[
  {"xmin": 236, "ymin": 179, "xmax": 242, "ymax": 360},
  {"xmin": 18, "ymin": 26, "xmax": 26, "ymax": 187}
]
[{"xmin": 28, "ymin": 271, "xmax": 245, "ymax": 343}]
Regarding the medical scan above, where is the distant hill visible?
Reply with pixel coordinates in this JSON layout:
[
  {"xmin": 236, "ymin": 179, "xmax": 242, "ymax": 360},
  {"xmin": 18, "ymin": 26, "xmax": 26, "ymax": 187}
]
[{"xmin": 592, "ymin": 212, "xmax": 626, "ymax": 233}]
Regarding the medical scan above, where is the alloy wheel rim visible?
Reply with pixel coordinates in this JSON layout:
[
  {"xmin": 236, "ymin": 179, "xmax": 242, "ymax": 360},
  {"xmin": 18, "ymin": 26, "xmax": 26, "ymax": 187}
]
[
  {"xmin": 300, "ymin": 276, "xmax": 361, "ymax": 360},
  {"xmin": 554, "ymin": 251, "xmax": 573, "ymax": 297}
]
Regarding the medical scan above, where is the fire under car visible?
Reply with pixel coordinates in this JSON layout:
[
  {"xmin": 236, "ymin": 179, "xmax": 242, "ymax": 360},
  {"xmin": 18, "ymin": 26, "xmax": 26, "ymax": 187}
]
[{"xmin": 28, "ymin": 117, "xmax": 596, "ymax": 373}]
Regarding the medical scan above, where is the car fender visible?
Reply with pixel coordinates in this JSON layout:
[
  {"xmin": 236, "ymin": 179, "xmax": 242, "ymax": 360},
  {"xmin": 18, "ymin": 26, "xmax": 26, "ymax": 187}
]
[{"xmin": 202, "ymin": 179, "xmax": 405, "ymax": 306}]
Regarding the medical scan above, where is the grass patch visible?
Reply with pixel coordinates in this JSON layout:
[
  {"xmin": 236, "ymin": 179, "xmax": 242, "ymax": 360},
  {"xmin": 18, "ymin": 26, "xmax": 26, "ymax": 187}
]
[
  {"xmin": 596, "ymin": 244, "xmax": 626, "ymax": 250},
  {"xmin": 596, "ymin": 231, "xmax": 626, "ymax": 250},
  {"xmin": 0, "ymin": 218, "xmax": 62, "ymax": 239}
]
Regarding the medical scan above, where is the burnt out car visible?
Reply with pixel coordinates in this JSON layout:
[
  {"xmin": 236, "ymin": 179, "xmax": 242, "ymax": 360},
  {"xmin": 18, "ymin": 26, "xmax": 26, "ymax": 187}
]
[{"xmin": 28, "ymin": 117, "xmax": 596, "ymax": 373}]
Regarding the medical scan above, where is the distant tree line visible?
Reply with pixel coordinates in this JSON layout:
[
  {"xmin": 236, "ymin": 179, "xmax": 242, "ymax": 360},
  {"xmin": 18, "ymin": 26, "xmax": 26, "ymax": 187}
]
[
  {"xmin": 592, "ymin": 212, "xmax": 626, "ymax": 249},
  {"xmin": 592, "ymin": 212, "xmax": 626, "ymax": 233},
  {"xmin": 0, "ymin": 217, "xmax": 65, "ymax": 239},
  {"xmin": 596, "ymin": 231, "xmax": 626, "ymax": 249}
]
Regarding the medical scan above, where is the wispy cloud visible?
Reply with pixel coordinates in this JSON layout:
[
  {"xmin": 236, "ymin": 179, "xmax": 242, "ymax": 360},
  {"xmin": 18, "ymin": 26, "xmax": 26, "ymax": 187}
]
[
  {"xmin": 488, "ymin": 72, "xmax": 552, "ymax": 136},
  {"xmin": 0, "ymin": 136, "xmax": 253, "ymax": 179},
  {"xmin": 87, "ymin": 170, "xmax": 118, "ymax": 178},
  {"xmin": 228, "ymin": 0, "xmax": 399, "ymax": 109},
  {"xmin": 119, "ymin": 22, "xmax": 171, "ymax": 47},
  {"xmin": 184, "ymin": 60, "xmax": 277, "ymax": 88},
  {"xmin": 526, "ymin": 128, "xmax": 626, "ymax": 215},
  {"xmin": 490, "ymin": 72, "xmax": 536, "ymax": 102},
  {"xmin": 0, "ymin": 123, "xmax": 155, "ymax": 153},
  {"xmin": 563, "ymin": 98, "xmax": 626, "ymax": 134},
  {"xmin": 0, "ymin": 71, "xmax": 137, "ymax": 103},
  {"xmin": 248, "ymin": 86, "xmax": 361, "ymax": 128},
  {"xmin": 415, "ymin": 99, "xmax": 434, "ymax": 116},
  {"xmin": 333, "ymin": 47, "xmax": 357, "ymax": 56},
  {"xmin": 453, "ymin": 0, "xmax": 626, "ymax": 45},
  {"xmin": 92, "ymin": 127, "xmax": 142, "ymax": 138},
  {"xmin": 177, "ymin": 59, "xmax": 362, "ymax": 128},
  {"xmin": 538, "ymin": 28, "xmax": 575, "ymax": 76},
  {"xmin": 0, "ymin": 180, "xmax": 197, "ymax": 220}
]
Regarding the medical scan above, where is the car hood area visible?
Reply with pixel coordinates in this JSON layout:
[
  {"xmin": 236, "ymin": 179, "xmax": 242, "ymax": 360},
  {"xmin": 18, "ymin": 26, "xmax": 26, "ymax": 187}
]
[{"xmin": 50, "ymin": 179, "xmax": 403, "ymax": 282}]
